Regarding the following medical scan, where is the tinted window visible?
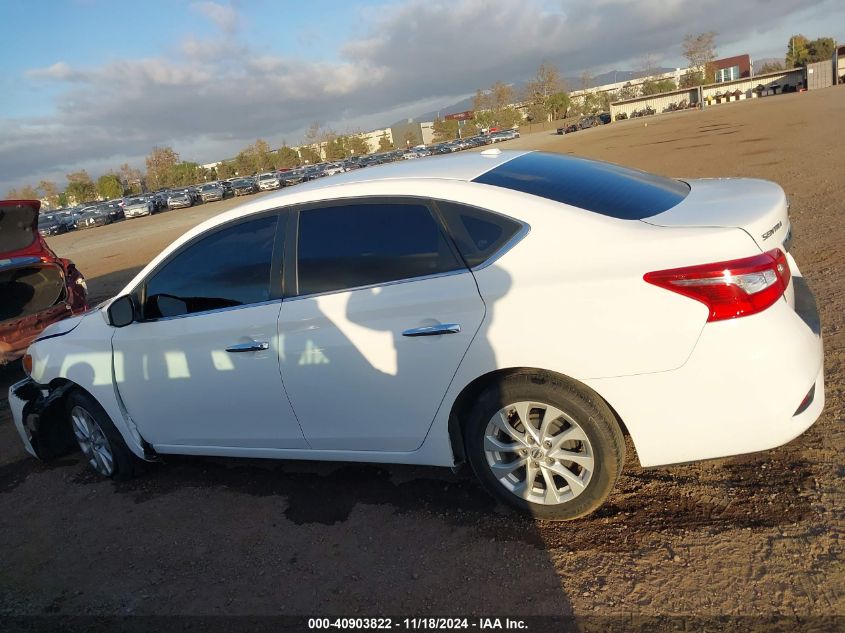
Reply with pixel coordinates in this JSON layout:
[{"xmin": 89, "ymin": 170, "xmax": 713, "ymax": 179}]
[
  {"xmin": 144, "ymin": 215, "xmax": 277, "ymax": 319},
  {"xmin": 473, "ymin": 152, "xmax": 689, "ymax": 219},
  {"xmin": 436, "ymin": 201, "xmax": 522, "ymax": 268},
  {"xmin": 297, "ymin": 202, "xmax": 464, "ymax": 296}
]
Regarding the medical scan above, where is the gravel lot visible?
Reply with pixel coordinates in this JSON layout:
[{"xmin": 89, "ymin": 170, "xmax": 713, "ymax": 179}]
[{"xmin": 1, "ymin": 88, "xmax": 842, "ymax": 630}]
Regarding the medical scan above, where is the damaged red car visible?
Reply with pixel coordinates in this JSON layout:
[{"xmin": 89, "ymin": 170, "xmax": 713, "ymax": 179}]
[{"xmin": 1, "ymin": 200, "xmax": 87, "ymax": 365}]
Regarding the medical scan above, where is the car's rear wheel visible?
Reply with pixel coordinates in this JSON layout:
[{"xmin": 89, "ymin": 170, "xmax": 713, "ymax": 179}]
[
  {"xmin": 465, "ymin": 372, "xmax": 625, "ymax": 521},
  {"xmin": 67, "ymin": 391, "xmax": 139, "ymax": 480}
]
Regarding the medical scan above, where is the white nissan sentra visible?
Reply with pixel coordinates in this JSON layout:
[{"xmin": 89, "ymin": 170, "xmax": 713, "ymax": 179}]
[{"xmin": 8, "ymin": 150, "xmax": 824, "ymax": 520}]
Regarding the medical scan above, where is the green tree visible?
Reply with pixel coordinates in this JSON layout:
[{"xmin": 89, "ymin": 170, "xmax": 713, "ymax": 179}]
[
  {"xmin": 324, "ymin": 136, "xmax": 349, "ymax": 161},
  {"xmin": 273, "ymin": 146, "xmax": 301, "ymax": 169},
  {"xmin": 785, "ymin": 35, "xmax": 810, "ymax": 67},
  {"xmin": 641, "ymin": 78, "xmax": 677, "ymax": 95},
  {"xmin": 57, "ymin": 192, "xmax": 69, "ymax": 207},
  {"xmin": 145, "ymin": 146, "xmax": 179, "ymax": 190},
  {"xmin": 216, "ymin": 161, "xmax": 236, "ymax": 179},
  {"xmin": 679, "ymin": 70, "xmax": 705, "ymax": 89},
  {"xmin": 545, "ymin": 92, "xmax": 571, "ymax": 120},
  {"xmin": 299, "ymin": 146, "xmax": 321, "ymax": 164},
  {"xmin": 682, "ymin": 31, "xmax": 718, "ymax": 83},
  {"xmin": 347, "ymin": 135, "xmax": 370, "ymax": 155},
  {"xmin": 377, "ymin": 132, "xmax": 393, "ymax": 151},
  {"xmin": 66, "ymin": 170, "xmax": 97, "ymax": 204},
  {"xmin": 808, "ymin": 37, "xmax": 835, "ymax": 63},
  {"xmin": 97, "ymin": 174, "xmax": 124, "ymax": 200},
  {"xmin": 171, "ymin": 162, "xmax": 203, "ymax": 186},
  {"xmin": 432, "ymin": 118, "xmax": 459, "ymax": 142},
  {"xmin": 618, "ymin": 82, "xmax": 639, "ymax": 100}
]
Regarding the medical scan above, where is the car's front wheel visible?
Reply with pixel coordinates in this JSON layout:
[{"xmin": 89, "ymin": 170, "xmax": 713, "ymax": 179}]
[
  {"xmin": 67, "ymin": 391, "xmax": 139, "ymax": 480},
  {"xmin": 465, "ymin": 372, "xmax": 625, "ymax": 521}
]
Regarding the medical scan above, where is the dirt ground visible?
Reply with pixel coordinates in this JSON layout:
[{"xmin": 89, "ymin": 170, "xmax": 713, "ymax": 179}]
[{"xmin": 0, "ymin": 88, "xmax": 842, "ymax": 631}]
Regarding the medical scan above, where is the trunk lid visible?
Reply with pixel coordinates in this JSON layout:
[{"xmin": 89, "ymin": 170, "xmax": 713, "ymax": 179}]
[{"xmin": 643, "ymin": 178, "xmax": 791, "ymax": 252}]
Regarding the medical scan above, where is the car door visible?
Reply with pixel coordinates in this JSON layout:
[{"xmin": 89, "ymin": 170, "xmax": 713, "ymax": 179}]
[
  {"xmin": 278, "ymin": 198, "xmax": 486, "ymax": 452},
  {"xmin": 112, "ymin": 213, "xmax": 308, "ymax": 450}
]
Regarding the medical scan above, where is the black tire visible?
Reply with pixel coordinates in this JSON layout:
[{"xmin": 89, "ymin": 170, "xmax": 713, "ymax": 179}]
[
  {"xmin": 66, "ymin": 390, "xmax": 141, "ymax": 480},
  {"xmin": 465, "ymin": 372, "xmax": 625, "ymax": 521}
]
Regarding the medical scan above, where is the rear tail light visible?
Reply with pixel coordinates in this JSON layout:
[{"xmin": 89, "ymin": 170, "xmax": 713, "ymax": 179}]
[{"xmin": 644, "ymin": 249, "xmax": 791, "ymax": 322}]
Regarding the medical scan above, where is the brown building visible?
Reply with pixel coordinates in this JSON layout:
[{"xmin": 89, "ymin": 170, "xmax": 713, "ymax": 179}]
[{"xmin": 713, "ymin": 54, "xmax": 752, "ymax": 83}]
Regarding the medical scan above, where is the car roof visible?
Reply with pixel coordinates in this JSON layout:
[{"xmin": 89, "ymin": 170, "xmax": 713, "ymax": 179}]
[{"xmin": 293, "ymin": 149, "xmax": 527, "ymax": 191}]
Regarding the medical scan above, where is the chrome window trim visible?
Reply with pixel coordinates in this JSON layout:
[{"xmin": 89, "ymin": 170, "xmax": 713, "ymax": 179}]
[
  {"xmin": 283, "ymin": 268, "xmax": 469, "ymax": 303},
  {"xmin": 140, "ymin": 298, "xmax": 283, "ymax": 323}
]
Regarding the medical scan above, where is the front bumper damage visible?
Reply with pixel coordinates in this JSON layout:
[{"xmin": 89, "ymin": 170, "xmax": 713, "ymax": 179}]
[{"xmin": 8, "ymin": 378, "xmax": 76, "ymax": 460}]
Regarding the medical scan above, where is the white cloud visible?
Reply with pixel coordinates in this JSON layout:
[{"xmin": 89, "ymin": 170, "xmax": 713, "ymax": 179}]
[{"xmin": 191, "ymin": 1, "xmax": 240, "ymax": 33}]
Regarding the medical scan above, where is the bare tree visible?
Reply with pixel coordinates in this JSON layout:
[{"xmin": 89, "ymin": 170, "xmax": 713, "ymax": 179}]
[
  {"xmin": 145, "ymin": 146, "xmax": 180, "ymax": 190},
  {"xmin": 682, "ymin": 31, "xmax": 718, "ymax": 82},
  {"xmin": 525, "ymin": 63, "xmax": 565, "ymax": 104},
  {"xmin": 38, "ymin": 180, "xmax": 60, "ymax": 207}
]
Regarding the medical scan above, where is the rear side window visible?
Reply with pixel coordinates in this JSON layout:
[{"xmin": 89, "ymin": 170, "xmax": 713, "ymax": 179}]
[
  {"xmin": 473, "ymin": 152, "xmax": 689, "ymax": 219},
  {"xmin": 297, "ymin": 202, "xmax": 464, "ymax": 296},
  {"xmin": 144, "ymin": 215, "xmax": 278, "ymax": 318},
  {"xmin": 436, "ymin": 201, "xmax": 522, "ymax": 268}
]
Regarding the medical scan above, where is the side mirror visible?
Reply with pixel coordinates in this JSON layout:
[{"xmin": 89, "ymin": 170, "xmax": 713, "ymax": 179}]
[{"xmin": 107, "ymin": 295, "xmax": 136, "ymax": 328}]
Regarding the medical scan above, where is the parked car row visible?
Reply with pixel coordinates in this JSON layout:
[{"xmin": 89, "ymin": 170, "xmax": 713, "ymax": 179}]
[{"xmin": 557, "ymin": 113, "xmax": 612, "ymax": 134}]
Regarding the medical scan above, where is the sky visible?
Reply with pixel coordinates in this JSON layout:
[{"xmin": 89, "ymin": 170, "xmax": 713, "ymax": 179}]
[{"xmin": 1, "ymin": 0, "xmax": 841, "ymax": 194}]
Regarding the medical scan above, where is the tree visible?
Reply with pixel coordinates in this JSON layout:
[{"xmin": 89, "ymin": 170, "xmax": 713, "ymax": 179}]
[
  {"xmin": 579, "ymin": 70, "xmax": 593, "ymax": 91},
  {"xmin": 97, "ymin": 174, "xmax": 124, "ymax": 200},
  {"xmin": 216, "ymin": 161, "xmax": 236, "ymax": 179},
  {"xmin": 679, "ymin": 70, "xmax": 705, "ymax": 88},
  {"xmin": 641, "ymin": 78, "xmax": 677, "ymax": 95},
  {"xmin": 759, "ymin": 60, "xmax": 785, "ymax": 74},
  {"xmin": 472, "ymin": 88, "xmax": 491, "ymax": 112},
  {"xmin": 377, "ymin": 132, "xmax": 393, "ymax": 151},
  {"xmin": 401, "ymin": 129, "xmax": 420, "ymax": 148},
  {"xmin": 324, "ymin": 136, "xmax": 349, "ymax": 161},
  {"xmin": 66, "ymin": 170, "xmax": 97, "ymax": 204},
  {"xmin": 145, "ymin": 146, "xmax": 179, "ymax": 190},
  {"xmin": 273, "ymin": 146, "xmax": 301, "ymax": 169},
  {"xmin": 347, "ymin": 135, "xmax": 370, "ymax": 155},
  {"xmin": 785, "ymin": 34, "xmax": 810, "ymax": 67},
  {"xmin": 252, "ymin": 139, "xmax": 274, "ymax": 172},
  {"xmin": 119, "ymin": 163, "xmax": 143, "ymax": 194},
  {"xmin": 490, "ymin": 81, "xmax": 515, "ymax": 110},
  {"xmin": 38, "ymin": 180, "xmax": 60, "ymax": 207},
  {"xmin": 545, "ymin": 92, "xmax": 571, "ymax": 120},
  {"xmin": 6, "ymin": 188, "xmax": 18, "ymax": 198},
  {"xmin": 525, "ymin": 63, "xmax": 565, "ymax": 105},
  {"xmin": 618, "ymin": 82, "xmax": 639, "ymax": 100},
  {"xmin": 432, "ymin": 118, "xmax": 459, "ymax": 142},
  {"xmin": 807, "ymin": 37, "xmax": 835, "ymax": 63},
  {"xmin": 299, "ymin": 146, "xmax": 321, "ymax": 164},
  {"xmin": 682, "ymin": 31, "xmax": 718, "ymax": 83},
  {"xmin": 234, "ymin": 150, "xmax": 257, "ymax": 176},
  {"xmin": 171, "ymin": 162, "xmax": 204, "ymax": 186}
]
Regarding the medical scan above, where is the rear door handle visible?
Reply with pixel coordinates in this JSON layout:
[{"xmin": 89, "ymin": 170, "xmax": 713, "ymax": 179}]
[
  {"xmin": 402, "ymin": 323, "xmax": 461, "ymax": 337},
  {"xmin": 225, "ymin": 340, "xmax": 270, "ymax": 353}
]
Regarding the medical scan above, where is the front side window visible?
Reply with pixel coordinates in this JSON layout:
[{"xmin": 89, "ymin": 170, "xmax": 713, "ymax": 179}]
[
  {"xmin": 296, "ymin": 202, "xmax": 464, "ymax": 296},
  {"xmin": 144, "ymin": 215, "xmax": 278, "ymax": 318}
]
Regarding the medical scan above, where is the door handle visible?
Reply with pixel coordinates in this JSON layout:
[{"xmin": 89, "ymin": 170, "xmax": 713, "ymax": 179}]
[
  {"xmin": 402, "ymin": 323, "xmax": 461, "ymax": 337},
  {"xmin": 225, "ymin": 340, "xmax": 270, "ymax": 353}
]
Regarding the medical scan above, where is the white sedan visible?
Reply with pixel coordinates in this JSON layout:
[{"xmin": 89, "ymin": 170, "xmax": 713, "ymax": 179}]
[{"xmin": 8, "ymin": 149, "xmax": 824, "ymax": 520}]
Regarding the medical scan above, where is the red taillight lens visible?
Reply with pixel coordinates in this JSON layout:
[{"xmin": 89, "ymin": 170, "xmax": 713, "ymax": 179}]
[{"xmin": 644, "ymin": 249, "xmax": 791, "ymax": 322}]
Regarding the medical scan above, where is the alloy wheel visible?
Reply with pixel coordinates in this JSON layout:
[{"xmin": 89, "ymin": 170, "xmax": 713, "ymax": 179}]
[
  {"xmin": 70, "ymin": 405, "xmax": 115, "ymax": 476},
  {"xmin": 484, "ymin": 401, "xmax": 594, "ymax": 505}
]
